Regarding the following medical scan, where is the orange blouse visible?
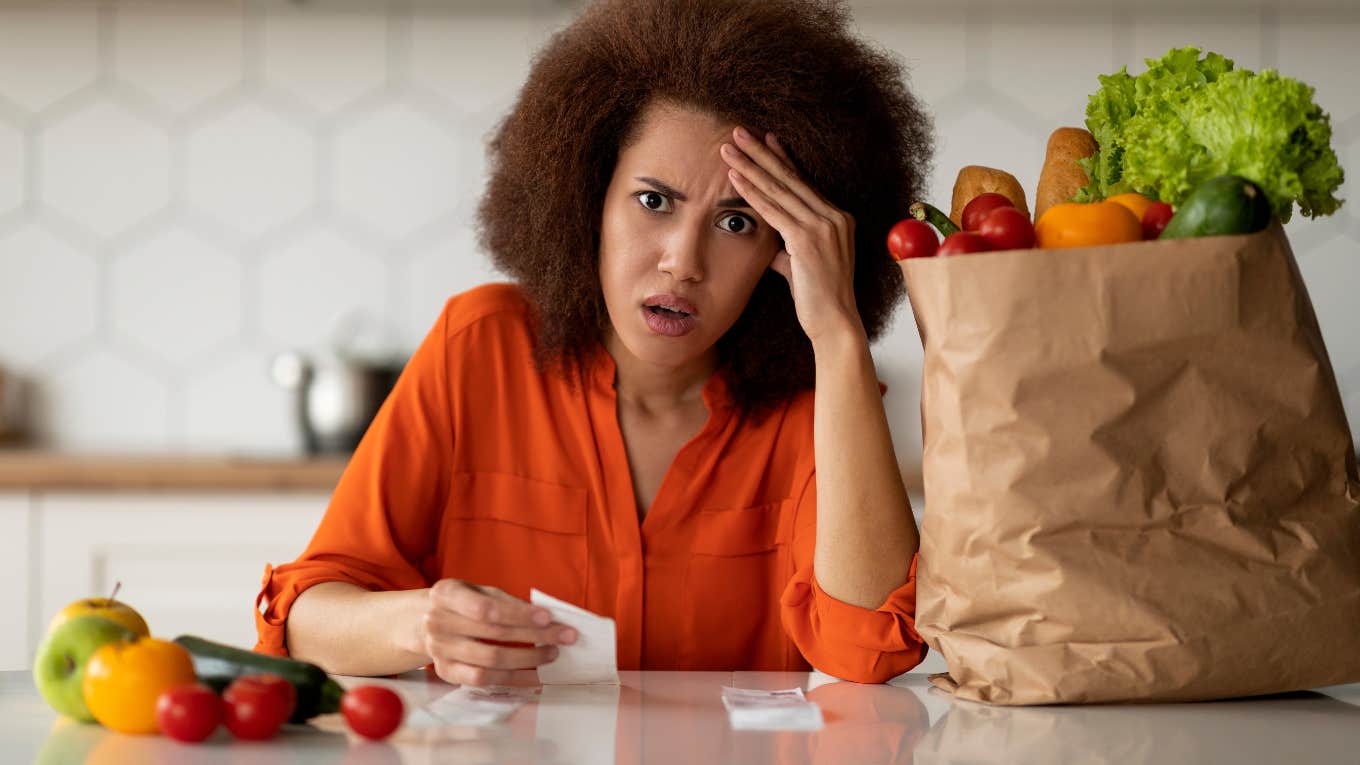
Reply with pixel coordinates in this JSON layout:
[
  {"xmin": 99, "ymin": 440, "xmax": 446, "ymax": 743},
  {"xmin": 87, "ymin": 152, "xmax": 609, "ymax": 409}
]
[{"xmin": 254, "ymin": 282, "xmax": 926, "ymax": 683}]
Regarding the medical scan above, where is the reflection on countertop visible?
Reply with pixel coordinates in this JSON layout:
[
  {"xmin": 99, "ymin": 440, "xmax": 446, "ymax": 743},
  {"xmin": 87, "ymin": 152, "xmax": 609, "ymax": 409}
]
[
  {"xmin": 915, "ymin": 684, "xmax": 1360, "ymax": 765},
  {"xmin": 6, "ymin": 669, "xmax": 1360, "ymax": 764}
]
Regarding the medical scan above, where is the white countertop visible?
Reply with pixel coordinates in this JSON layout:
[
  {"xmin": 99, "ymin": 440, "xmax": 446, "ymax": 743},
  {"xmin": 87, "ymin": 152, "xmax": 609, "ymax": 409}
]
[{"xmin": 6, "ymin": 668, "xmax": 1360, "ymax": 764}]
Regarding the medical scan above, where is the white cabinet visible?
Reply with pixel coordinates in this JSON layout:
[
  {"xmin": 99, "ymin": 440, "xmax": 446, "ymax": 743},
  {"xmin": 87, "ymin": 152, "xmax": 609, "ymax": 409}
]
[
  {"xmin": 0, "ymin": 493, "xmax": 32, "ymax": 673},
  {"xmin": 4, "ymin": 492, "xmax": 328, "ymax": 671}
]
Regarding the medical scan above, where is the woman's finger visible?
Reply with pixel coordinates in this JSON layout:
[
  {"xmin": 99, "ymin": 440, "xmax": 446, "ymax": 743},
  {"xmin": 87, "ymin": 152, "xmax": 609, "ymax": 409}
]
[
  {"xmin": 762, "ymin": 131, "xmax": 856, "ymax": 258},
  {"xmin": 727, "ymin": 169, "xmax": 804, "ymax": 241},
  {"xmin": 768, "ymin": 249, "xmax": 793, "ymax": 282},
  {"xmin": 765, "ymin": 132, "xmax": 796, "ymax": 168},
  {"xmin": 721, "ymin": 142, "xmax": 819, "ymax": 226},
  {"xmin": 432, "ymin": 660, "xmax": 517, "ymax": 688},
  {"xmin": 426, "ymin": 608, "xmax": 578, "ymax": 647},
  {"xmin": 429, "ymin": 579, "xmax": 552, "ymax": 628},
  {"xmin": 431, "ymin": 635, "xmax": 559, "ymax": 671},
  {"xmin": 732, "ymin": 127, "xmax": 836, "ymax": 217},
  {"xmin": 429, "ymin": 640, "xmax": 555, "ymax": 686}
]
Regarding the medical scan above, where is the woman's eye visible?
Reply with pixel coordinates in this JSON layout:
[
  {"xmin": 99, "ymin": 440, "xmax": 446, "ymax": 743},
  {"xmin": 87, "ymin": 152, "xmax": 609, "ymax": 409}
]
[
  {"xmin": 718, "ymin": 213, "xmax": 756, "ymax": 235},
  {"xmin": 635, "ymin": 191, "xmax": 671, "ymax": 212}
]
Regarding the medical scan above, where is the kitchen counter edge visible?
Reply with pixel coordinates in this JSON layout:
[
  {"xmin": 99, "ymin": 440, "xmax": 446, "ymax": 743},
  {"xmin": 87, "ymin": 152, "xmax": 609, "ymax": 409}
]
[{"xmin": 0, "ymin": 450, "xmax": 348, "ymax": 492}]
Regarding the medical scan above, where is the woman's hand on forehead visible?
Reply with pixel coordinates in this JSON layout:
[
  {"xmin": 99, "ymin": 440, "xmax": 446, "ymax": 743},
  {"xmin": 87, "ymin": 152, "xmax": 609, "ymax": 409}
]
[{"xmin": 720, "ymin": 127, "xmax": 863, "ymax": 346}]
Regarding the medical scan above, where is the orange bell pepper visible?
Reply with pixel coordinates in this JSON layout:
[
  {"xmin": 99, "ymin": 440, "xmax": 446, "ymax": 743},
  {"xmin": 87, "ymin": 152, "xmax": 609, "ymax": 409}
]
[{"xmin": 1035, "ymin": 201, "xmax": 1143, "ymax": 249}]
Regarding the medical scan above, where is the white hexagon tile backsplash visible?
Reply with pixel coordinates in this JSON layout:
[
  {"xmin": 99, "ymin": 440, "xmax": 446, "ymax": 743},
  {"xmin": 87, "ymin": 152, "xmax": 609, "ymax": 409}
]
[
  {"xmin": 258, "ymin": 3, "xmax": 389, "ymax": 115},
  {"xmin": 0, "ymin": 225, "xmax": 98, "ymax": 368},
  {"xmin": 186, "ymin": 103, "xmax": 317, "ymax": 237},
  {"xmin": 408, "ymin": 10, "xmax": 558, "ymax": 120},
  {"xmin": 110, "ymin": 227, "xmax": 242, "ymax": 367},
  {"xmin": 256, "ymin": 226, "xmax": 388, "ymax": 353},
  {"xmin": 0, "ymin": 121, "xmax": 22, "ymax": 216},
  {"xmin": 1278, "ymin": 16, "xmax": 1360, "ymax": 125},
  {"xmin": 333, "ymin": 101, "xmax": 464, "ymax": 239},
  {"xmin": 0, "ymin": 0, "xmax": 1355, "ymax": 458},
  {"xmin": 0, "ymin": 5, "xmax": 98, "ymax": 114},
  {"xmin": 1131, "ymin": 13, "xmax": 1265, "ymax": 73},
  {"xmin": 39, "ymin": 99, "xmax": 172, "ymax": 240},
  {"xmin": 110, "ymin": 4, "xmax": 246, "ymax": 115}
]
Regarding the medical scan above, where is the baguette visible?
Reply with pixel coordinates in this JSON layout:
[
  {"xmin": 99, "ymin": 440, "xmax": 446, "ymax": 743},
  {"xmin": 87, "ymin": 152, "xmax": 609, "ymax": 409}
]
[
  {"xmin": 1034, "ymin": 127, "xmax": 1097, "ymax": 222},
  {"xmin": 950, "ymin": 166, "xmax": 1029, "ymax": 227}
]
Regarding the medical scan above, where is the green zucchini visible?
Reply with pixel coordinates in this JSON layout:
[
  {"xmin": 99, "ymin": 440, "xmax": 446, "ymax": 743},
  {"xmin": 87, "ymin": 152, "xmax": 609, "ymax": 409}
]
[
  {"xmin": 173, "ymin": 635, "xmax": 344, "ymax": 723},
  {"xmin": 1159, "ymin": 174, "xmax": 1272, "ymax": 240}
]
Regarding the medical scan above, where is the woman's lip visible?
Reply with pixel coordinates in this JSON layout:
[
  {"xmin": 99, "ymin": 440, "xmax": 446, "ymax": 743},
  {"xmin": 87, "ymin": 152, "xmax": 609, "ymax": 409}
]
[
  {"xmin": 642, "ymin": 293, "xmax": 698, "ymax": 316},
  {"xmin": 641, "ymin": 305, "xmax": 697, "ymax": 336}
]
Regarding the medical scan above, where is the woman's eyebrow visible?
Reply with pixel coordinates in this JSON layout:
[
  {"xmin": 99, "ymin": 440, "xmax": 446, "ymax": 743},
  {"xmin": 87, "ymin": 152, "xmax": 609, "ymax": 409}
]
[{"xmin": 634, "ymin": 176, "xmax": 751, "ymax": 209}]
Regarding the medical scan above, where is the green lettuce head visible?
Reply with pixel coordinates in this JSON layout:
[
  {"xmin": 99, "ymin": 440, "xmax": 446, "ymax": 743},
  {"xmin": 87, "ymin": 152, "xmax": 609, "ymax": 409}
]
[{"xmin": 1075, "ymin": 46, "xmax": 1343, "ymax": 223}]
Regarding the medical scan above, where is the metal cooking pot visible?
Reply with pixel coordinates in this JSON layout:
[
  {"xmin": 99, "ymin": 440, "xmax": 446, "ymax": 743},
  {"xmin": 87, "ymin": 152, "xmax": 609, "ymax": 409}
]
[{"xmin": 271, "ymin": 350, "xmax": 405, "ymax": 455}]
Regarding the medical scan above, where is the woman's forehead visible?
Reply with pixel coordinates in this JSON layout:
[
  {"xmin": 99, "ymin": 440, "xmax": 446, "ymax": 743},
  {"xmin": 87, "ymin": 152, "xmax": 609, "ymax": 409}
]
[
  {"xmin": 617, "ymin": 105, "xmax": 737, "ymax": 188},
  {"xmin": 624, "ymin": 101, "xmax": 733, "ymax": 157}
]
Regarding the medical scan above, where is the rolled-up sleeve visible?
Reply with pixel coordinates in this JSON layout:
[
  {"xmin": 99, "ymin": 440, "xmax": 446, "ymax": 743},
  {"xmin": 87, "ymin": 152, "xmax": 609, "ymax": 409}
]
[
  {"xmin": 254, "ymin": 299, "xmax": 456, "ymax": 657},
  {"xmin": 779, "ymin": 468, "xmax": 928, "ymax": 683}
]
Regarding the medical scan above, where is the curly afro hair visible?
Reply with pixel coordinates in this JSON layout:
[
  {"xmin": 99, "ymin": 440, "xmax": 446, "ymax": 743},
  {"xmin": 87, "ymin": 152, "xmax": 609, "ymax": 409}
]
[{"xmin": 477, "ymin": 0, "xmax": 932, "ymax": 419}]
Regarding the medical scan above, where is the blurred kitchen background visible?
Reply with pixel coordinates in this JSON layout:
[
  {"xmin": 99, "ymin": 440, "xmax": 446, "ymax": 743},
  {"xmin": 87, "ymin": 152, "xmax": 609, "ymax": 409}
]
[{"xmin": 1, "ymin": 0, "xmax": 1357, "ymax": 670}]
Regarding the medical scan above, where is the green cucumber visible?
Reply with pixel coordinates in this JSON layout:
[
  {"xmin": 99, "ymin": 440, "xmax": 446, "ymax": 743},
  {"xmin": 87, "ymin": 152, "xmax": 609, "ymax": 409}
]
[
  {"xmin": 1159, "ymin": 174, "xmax": 1272, "ymax": 240},
  {"xmin": 173, "ymin": 635, "xmax": 344, "ymax": 723}
]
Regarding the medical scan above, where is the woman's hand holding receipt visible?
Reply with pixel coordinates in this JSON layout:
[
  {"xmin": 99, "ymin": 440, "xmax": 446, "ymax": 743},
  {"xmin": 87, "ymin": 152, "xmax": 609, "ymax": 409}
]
[{"xmin": 419, "ymin": 580, "xmax": 579, "ymax": 687}]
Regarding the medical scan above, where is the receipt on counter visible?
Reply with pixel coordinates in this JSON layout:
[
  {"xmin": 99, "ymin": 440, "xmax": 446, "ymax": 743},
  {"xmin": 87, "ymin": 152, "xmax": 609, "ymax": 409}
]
[
  {"xmin": 421, "ymin": 685, "xmax": 539, "ymax": 726},
  {"xmin": 531, "ymin": 589, "xmax": 620, "ymax": 685},
  {"xmin": 721, "ymin": 686, "xmax": 824, "ymax": 731}
]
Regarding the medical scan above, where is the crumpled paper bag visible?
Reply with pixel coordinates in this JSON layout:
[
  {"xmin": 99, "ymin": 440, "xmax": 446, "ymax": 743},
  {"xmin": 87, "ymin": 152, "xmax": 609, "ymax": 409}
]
[{"xmin": 902, "ymin": 221, "xmax": 1360, "ymax": 704}]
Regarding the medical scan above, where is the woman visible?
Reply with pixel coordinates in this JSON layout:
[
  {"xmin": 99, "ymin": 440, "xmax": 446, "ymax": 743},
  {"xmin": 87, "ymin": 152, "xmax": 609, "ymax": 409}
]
[{"xmin": 255, "ymin": 0, "xmax": 933, "ymax": 685}]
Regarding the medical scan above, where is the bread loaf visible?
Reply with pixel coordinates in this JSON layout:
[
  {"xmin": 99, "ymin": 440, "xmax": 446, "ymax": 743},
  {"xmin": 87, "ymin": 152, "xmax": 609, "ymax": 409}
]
[
  {"xmin": 949, "ymin": 166, "xmax": 1029, "ymax": 227},
  {"xmin": 1034, "ymin": 127, "xmax": 1098, "ymax": 222}
]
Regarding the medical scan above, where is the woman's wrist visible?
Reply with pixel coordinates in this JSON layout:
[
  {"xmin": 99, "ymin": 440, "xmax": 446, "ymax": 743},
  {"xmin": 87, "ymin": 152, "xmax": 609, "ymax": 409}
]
[
  {"xmin": 810, "ymin": 321, "xmax": 870, "ymax": 364},
  {"xmin": 394, "ymin": 586, "xmax": 434, "ymax": 661}
]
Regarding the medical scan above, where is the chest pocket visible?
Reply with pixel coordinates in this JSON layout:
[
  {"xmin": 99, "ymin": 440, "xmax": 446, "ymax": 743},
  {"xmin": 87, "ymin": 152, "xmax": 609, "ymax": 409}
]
[
  {"xmin": 680, "ymin": 499, "xmax": 796, "ymax": 670},
  {"xmin": 437, "ymin": 471, "xmax": 589, "ymax": 605}
]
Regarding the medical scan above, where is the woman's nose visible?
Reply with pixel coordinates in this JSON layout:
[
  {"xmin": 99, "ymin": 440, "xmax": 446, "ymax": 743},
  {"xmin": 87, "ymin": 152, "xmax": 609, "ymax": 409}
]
[{"xmin": 657, "ymin": 225, "xmax": 705, "ymax": 282}]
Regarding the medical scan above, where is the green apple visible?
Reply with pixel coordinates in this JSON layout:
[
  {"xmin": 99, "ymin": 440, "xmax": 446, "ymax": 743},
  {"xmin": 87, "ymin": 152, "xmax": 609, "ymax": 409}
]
[{"xmin": 32, "ymin": 615, "xmax": 136, "ymax": 722}]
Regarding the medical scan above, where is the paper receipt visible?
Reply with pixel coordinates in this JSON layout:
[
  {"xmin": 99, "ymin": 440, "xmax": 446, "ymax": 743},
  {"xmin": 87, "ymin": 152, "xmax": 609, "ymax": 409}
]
[
  {"xmin": 421, "ymin": 685, "xmax": 537, "ymax": 726},
  {"xmin": 531, "ymin": 589, "xmax": 621, "ymax": 685},
  {"xmin": 721, "ymin": 686, "xmax": 825, "ymax": 731}
]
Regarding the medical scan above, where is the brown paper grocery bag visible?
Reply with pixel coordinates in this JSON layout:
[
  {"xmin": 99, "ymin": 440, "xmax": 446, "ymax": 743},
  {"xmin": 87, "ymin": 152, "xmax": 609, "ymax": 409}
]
[{"xmin": 902, "ymin": 221, "xmax": 1360, "ymax": 705}]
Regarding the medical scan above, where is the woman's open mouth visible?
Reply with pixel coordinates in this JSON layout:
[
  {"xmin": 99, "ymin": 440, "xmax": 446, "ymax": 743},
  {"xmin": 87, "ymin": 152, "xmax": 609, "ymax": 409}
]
[
  {"xmin": 640, "ymin": 294, "xmax": 698, "ymax": 337},
  {"xmin": 641, "ymin": 304, "xmax": 697, "ymax": 336}
]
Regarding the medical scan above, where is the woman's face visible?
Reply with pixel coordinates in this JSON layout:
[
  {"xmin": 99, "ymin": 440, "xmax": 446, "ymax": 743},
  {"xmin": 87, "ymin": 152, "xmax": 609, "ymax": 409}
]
[{"xmin": 598, "ymin": 101, "xmax": 782, "ymax": 370}]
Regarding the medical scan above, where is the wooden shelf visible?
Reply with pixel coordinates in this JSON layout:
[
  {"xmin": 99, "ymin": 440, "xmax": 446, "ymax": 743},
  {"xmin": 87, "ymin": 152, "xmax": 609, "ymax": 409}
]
[{"xmin": 0, "ymin": 451, "xmax": 349, "ymax": 493}]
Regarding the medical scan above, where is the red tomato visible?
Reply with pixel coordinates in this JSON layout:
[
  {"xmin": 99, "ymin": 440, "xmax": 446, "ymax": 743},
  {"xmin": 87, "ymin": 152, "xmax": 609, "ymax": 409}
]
[
  {"xmin": 155, "ymin": 683, "xmax": 222, "ymax": 743},
  {"xmin": 978, "ymin": 206, "xmax": 1036, "ymax": 251},
  {"xmin": 341, "ymin": 686, "xmax": 405, "ymax": 741},
  {"xmin": 886, "ymin": 218, "xmax": 939, "ymax": 260},
  {"xmin": 960, "ymin": 192, "xmax": 1015, "ymax": 231},
  {"xmin": 251, "ymin": 673, "xmax": 297, "ymax": 720},
  {"xmin": 1142, "ymin": 201, "xmax": 1175, "ymax": 240},
  {"xmin": 937, "ymin": 231, "xmax": 991, "ymax": 257},
  {"xmin": 223, "ymin": 674, "xmax": 294, "ymax": 741}
]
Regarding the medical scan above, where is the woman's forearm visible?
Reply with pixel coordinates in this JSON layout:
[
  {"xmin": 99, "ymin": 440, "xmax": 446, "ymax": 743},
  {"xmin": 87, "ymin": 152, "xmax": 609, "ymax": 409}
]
[
  {"xmin": 285, "ymin": 581, "xmax": 432, "ymax": 676},
  {"xmin": 810, "ymin": 327, "xmax": 920, "ymax": 608}
]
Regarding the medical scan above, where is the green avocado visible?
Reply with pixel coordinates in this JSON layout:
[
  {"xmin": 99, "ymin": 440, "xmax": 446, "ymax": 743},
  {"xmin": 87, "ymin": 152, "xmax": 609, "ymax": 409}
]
[{"xmin": 1159, "ymin": 174, "xmax": 1273, "ymax": 240}]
